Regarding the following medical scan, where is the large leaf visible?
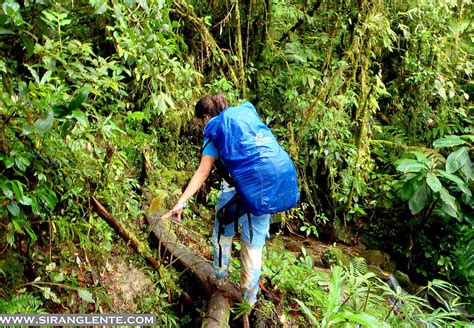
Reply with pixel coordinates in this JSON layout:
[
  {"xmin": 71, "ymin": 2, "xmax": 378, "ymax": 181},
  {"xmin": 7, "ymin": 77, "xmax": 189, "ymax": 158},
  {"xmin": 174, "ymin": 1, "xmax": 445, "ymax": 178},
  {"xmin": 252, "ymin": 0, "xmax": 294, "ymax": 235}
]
[
  {"xmin": 461, "ymin": 156, "xmax": 473, "ymax": 181},
  {"xmin": 52, "ymin": 104, "xmax": 69, "ymax": 118},
  {"xmin": 400, "ymin": 177, "xmax": 419, "ymax": 200},
  {"xmin": 7, "ymin": 202, "xmax": 20, "ymax": 216},
  {"xmin": 411, "ymin": 151, "xmax": 430, "ymax": 167},
  {"xmin": 68, "ymin": 91, "xmax": 89, "ymax": 112},
  {"xmin": 409, "ymin": 184, "xmax": 428, "ymax": 215},
  {"xmin": 14, "ymin": 154, "xmax": 30, "ymax": 172},
  {"xmin": 34, "ymin": 111, "xmax": 54, "ymax": 134},
  {"xmin": 439, "ymin": 187, "xmax": 458, "ymax": 218},
  {"xmin": 336, "ymin": 312, "xmax": 386, "ymax": 328},
  {"xmin": 0, "ymin": 27, "xmax": 16, "ymax": 35},
  {"xmin": 327, "ymin": 266, "xmax": 345, "ymax": 313},
  {"xmin": 437, "ymin": 170, "xmax": 471, "ymax": 196},
  {"xmin": 71, "ymin": 111, "xmax": 88, "ymax": 126},
  {"xmin": 77, "ymin": 288, "xmax": 95, "ymax": 303},
  {"xmin": 395, "ymin": 159, "xmax": 427, "ymax": 173},
  {"xmin": 2, "ymin": 1, "xmax": 23, "ymax": 26},
  {"xmin": 37, "ymin": 188, "xmax": 58, "ymax": 210},
  {"xmin": 446, "ymin": 147, "xmax": 469, "ymax": 174},
  {"xmin": 2, "ymin": 181, "xmax": 14, "ymax": 199},
  {"xmin": 20, "ymin": 35, "xmax": 34, "ymax": 57},
  {"xmin": 60, "ymin": 118, "xmax": 77, "ymax": 137},
  {"xmin": 433, "ymin": 135, "xmax": 467, "ymax": 148},
  {"xmin": 426, "ymin": 173, "xmax": 442, "ymax": 192},
  {"xmin": 149, "ymin": 189, "xmax": 169, "ymax": 215},
  {"xmin": 294, "ymin": 299, "xmax": 318, "ymax": 324}
]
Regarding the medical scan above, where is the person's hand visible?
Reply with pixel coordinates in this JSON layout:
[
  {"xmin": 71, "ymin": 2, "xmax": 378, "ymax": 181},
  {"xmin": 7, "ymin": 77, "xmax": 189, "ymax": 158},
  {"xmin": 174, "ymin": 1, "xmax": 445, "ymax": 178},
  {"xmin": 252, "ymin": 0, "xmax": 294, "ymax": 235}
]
[{"xmin": 160, "ymin": 200, "xmax": 186, "ymax": 221}]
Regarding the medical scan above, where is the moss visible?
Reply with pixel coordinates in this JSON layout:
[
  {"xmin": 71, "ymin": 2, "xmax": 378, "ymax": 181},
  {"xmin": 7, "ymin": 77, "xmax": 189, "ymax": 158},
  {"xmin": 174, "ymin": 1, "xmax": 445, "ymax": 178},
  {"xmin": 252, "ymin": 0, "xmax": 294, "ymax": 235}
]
[{"xmin": 324, "ymin": 246, "xmax": 351, "ymax": 267}]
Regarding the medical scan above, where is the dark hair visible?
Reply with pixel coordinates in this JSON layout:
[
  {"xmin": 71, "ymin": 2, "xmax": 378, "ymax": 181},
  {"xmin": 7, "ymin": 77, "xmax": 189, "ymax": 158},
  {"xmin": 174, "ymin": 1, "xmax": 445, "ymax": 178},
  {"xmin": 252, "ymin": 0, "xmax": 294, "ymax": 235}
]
[{"xmin": 195, "ymin": 93, "xmax": 228, "ymax": 119}]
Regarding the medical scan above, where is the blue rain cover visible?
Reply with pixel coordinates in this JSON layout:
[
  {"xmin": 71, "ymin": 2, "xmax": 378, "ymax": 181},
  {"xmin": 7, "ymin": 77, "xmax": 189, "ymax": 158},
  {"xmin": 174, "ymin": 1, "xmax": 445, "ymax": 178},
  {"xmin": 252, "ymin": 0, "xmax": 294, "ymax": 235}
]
[{"xmin": 204, "ymin": 102, "xmax": 299, "ymax": 215}]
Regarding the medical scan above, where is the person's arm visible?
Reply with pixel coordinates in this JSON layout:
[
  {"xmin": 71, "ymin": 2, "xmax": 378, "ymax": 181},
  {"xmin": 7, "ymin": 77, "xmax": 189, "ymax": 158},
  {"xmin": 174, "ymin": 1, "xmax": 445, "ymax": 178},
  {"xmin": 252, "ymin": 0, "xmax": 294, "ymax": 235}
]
[{"xmin": 161, "ymin": 155, "xmax": 215, "ymax": 220}]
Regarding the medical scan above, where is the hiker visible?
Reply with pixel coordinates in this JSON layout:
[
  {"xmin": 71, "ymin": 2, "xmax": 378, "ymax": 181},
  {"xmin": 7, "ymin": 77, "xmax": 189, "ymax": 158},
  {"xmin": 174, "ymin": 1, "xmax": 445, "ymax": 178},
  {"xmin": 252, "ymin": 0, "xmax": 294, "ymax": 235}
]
[{"xmin": 161, "ymin": 93, "xmax": 298, "ymax": 306}]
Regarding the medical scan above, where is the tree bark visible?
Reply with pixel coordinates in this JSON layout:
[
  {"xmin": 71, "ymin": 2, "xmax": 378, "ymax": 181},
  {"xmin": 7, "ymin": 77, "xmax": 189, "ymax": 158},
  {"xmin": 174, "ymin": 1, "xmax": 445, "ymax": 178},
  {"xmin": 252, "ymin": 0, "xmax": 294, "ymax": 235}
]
[
  {"xmin": 202, "ymin": 292, "xmax": 231, "ymax": 328},
  {"xmin": 232, "ymin": 0, "xmax": 247, "ymax": 96},
  {"xmin": 145, "ymin": 213, "xmax": 241, "ymax": 302},
  {"xmin": 91, "ymin": 196, "xmax": 240, "ymax": 327},
  {"xmin": 146, "ymin": 214, "xmax": 241, "ymax": 327},
  {"xmin": 91, "ymin": 196, "xmax": 160, "ymax": 269},
  {"xmin": 172, "ymin": 0, "xmax": 240, "ymax": 88}
]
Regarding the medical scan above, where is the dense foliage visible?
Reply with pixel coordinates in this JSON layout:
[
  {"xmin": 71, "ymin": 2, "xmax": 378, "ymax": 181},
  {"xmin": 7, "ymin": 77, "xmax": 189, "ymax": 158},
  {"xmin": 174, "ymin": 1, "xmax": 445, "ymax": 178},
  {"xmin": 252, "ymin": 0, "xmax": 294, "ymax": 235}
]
[{"xmin": 1, "ymin": 0, "xmax": 472, "ymax": 324}]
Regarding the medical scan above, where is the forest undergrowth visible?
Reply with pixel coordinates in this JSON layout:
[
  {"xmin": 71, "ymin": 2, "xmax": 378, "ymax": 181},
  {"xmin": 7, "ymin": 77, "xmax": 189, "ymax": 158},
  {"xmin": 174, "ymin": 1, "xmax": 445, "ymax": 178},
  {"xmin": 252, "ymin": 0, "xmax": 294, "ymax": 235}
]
[{"xmin": 1, "ymin": 0, "xmax": 472, "ymax": 326}]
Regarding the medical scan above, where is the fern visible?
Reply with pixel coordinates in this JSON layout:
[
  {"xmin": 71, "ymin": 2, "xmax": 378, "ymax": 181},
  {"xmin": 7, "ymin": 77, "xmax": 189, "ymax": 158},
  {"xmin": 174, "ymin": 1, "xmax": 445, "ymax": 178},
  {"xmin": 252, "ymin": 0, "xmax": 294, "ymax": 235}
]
[
  {"xmin": 0, "ymin": 294, "xmax": 46, "ymax": 314},
  {"xmin": 350, "ymin": 257, "xmax": 369, "ymax": 276}
]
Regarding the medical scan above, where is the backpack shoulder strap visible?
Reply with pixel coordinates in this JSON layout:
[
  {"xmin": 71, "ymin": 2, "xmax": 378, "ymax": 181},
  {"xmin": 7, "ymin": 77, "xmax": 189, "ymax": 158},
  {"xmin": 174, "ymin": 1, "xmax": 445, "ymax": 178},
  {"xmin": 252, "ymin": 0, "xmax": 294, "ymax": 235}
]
[{"xmin": 202, "ymin": 139, "xmax": 235, "ymax": 187}]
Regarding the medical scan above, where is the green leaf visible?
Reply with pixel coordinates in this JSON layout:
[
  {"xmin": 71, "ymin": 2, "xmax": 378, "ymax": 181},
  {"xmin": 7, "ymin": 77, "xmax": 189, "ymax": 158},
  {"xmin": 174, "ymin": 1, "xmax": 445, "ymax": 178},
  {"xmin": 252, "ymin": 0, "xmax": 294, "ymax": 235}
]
[
  {"xmin": 395, "ymin": 159, "xmax": 427, "ymax": 173},
  {"xmin": 52, "ymin": 104, "xmax": 69, "ymax": 118},
  {"xmin": 439, "ymin": 187, "xmax": 458, "ymax": 218},
  {"xmin": 77, "ymin": 288, "xmax": 95, "ymax": 303},
  {"xmin": 40, "ymin": 70, "xmax": 52, "ymax": 84},
  {"xmin": 409, "ymin": 184, "xmax": 428, "ymax": 215},
  {"xmin": 34, "ymin": 111, "xmax": 54, "ymax": 134},
  {"xmin": 31, "ymin": 197, "xmax": 41, "ymax": 216},
  {"xmin": 446, "ymin": 147, "xmax": 469, "ymax": 174},
  {"xmin": 42, "ymin": 10, "xmax": 56, "ymax": 23},
  {"xmin": 24, "ymin": 224, "xmax": 37, "ymax": 241},
  {"xmin": 2, "ymin": 182, "xmax": 14, "ymax": 199},
  {"xmin": 2, "ymin": 1, "xmax": 24, "ymax": 26},
  {"xmin": 437, "ymin": 170, "xmax": 471, "ymax": 196},
  {"xmin": 60, "ymin": 118, "xmax": 77, "ymax": 137},
  {"xmin": 5, "ymin": 157, "xmax": 15, "ymax": 168},
  {"xmin": 21, "ymin": 125, "xmax": 35, "ymax": 136},
  {"xmin": 461, "ymin": 157, "xmax": 473, "ymax": 181},
  {"xmin": 426, "ymin": 173, "xmax": 442, "ymax": 192},
  {"xmin": 7, "ymin": 202, "xmax": 20, "ymax": 217},
  {"xmin": 68, "ymin": 91, "xmax": 89, "ymax": 112},
  {"xmin": 0, "ymin": 27, "xmax": 16, "ymax": 35},
  {"xmin": 294, "ymin": 299, "xmax": 318, "ymax": 324},
  {"xmin": 11, "ymin": 180, "xmax": 24, "ymax": 202},
  {"xmin": 18, "ymin": 195, "xmax": 32, "ymax": 206},
  {"xmin": 14, "ymin": 154, "xmax": 30, "ymax": 172},
  {"xmin": 37, "ymin": 188, "xmax": 58, "ymax": 210},
  {"xmin": 124, "ymin": 0, "xmax": 135, "ymax": 8},
  {"xmin": 26, "ymin": 66, "xmax": 39, "ymax": 83},
  {"xmin": 20, "ymin": 35, "xmax": 34, "ymax": 57},
  {"xmin": 337, "ymin": 312, "xmax": 385, "ymax": 328},
  {"xmin": 92, "ymin": 0, "xmax": 108, "ymax": 14},
  {"xmin": 411, "ymin": 151, "xmax": 430, "ymax": 166},
  {"xmin": 441, "ymin": 202, "xmax": 458, "ymax": 219},
  {"xmin": 71, "ymin": 111, "xmax": 88, "ymax": 126},
  {"xmin": 433, "ymin": 135, "xmax": 467, "ymax": 148}
]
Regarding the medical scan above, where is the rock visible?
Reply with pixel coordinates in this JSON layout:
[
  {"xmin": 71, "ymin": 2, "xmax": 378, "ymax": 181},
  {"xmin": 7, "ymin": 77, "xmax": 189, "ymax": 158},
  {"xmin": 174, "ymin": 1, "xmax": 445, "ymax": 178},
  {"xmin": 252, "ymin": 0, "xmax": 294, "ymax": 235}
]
[
  {"xmin": 394, "ymin": 270, "xmax": 411, "ymax": 289},
  {"xmin": 381, "ymin": 260, "xmax": 397, "ymax": 272},
  {"xmin": 333, "ymin": 220, "xmax": 356, "ymax": 244},
  {"xmin": 323, "ymin": 246, "xmax": 351, "ymax": 267},
  {"xmin": 286, "ymin": 239, "xmax": 302, "ymax": 253},
  {"xmin": 360, "ymin": 249, "xmax": 390, "ymax": 267},
  {"xmin": 368, "ymin": 264, "xmax": 390, "ymax": 281}
]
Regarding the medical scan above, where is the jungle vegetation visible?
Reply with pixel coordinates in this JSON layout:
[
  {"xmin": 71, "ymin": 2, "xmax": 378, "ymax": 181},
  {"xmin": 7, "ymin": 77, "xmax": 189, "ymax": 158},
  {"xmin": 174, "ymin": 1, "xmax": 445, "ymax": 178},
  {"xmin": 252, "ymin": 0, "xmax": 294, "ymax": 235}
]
[{"xmin": 0, "ymin": 0, "xmax": 472, "ymax": 326}]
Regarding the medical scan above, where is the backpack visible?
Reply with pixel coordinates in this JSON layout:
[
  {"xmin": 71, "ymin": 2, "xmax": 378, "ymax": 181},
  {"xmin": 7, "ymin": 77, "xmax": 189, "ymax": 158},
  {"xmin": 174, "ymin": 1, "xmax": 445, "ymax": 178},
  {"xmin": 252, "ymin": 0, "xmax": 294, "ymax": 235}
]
[{"xmin": 204, "ymin": 102, "xmax": 299, "ymax": 216}]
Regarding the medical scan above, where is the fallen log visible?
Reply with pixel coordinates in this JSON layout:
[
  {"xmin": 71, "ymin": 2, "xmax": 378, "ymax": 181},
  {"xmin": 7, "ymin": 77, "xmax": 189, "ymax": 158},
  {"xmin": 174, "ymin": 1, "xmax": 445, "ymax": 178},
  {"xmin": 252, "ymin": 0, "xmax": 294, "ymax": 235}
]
[
  {"xmin": 91, "ymin": 196, "xmax": 240, "ymax": 327},
  {"xmin": 202, "ymin": 292, "xmax": 231, "ymax": 328},
  {"xmin": 91, "ymin": 196, "xmax": 159, "ymax": 269},
  {"xmin": 146, "ymin": 212, "xmax": 242, "ymax": 327},
  {"xmin": 145, "ymin": 213, "xmax": 240, "ymax": 302}
]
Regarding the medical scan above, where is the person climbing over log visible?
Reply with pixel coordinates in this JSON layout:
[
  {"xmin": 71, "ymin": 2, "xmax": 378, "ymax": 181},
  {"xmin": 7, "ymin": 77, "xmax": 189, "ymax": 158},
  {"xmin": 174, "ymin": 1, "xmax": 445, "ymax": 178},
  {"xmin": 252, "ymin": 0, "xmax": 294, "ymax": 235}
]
[{"xmin": 161, "ymin": 93, "xmax": 299, "ymax": 312}]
